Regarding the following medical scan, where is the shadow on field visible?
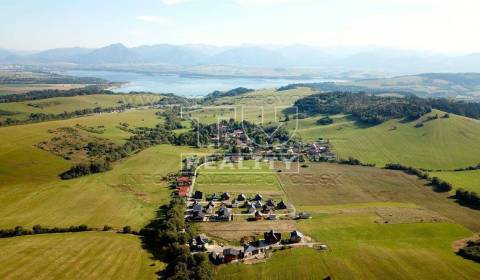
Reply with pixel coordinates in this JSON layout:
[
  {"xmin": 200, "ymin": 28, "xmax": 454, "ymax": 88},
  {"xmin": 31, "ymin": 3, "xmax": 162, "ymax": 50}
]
[{"xmin": 139, "ymin": 204, "xmax": 169, "ymax": 279}]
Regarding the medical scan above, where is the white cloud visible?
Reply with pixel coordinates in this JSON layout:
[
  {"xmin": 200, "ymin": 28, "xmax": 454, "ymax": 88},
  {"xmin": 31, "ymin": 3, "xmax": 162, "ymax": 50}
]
[
  {"xmin": 137, "ymin": 15, "xmax": 167, "ymax": 24},
  {"xmin": 162, "ymin": 0, "xmax": 186, "ymax": 5}
]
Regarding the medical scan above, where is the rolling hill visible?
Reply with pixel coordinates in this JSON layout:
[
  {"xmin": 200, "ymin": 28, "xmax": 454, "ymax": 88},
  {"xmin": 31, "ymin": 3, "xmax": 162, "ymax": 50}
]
[{"xmin": 287, "ymin": 110, "xmax": 480, "ymax": 170}]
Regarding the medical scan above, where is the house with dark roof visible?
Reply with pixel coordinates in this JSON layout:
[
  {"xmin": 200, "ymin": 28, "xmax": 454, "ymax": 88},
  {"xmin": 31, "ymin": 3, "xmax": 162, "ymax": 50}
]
[
  {"xmin": 237, "ymin": 193, "xmax": 247, "ymax": 201},
  {"xmin": 192, "ymin": 203, "xmax": 203, "ymax": 213},
  {"xmin": 247, "ymin": 205, "xmax": 256, "ymax": 214},
  {"xmin": 244, "ymin": 201, "xmax": 253, "ymax": 208},
  {"xmin": 276, "ymin": 201, "xmax": 287, "ymax": 209},
  {"xmin": 222, "ymin": 192, "xmax": 231, "ymax": 201},
  {"xmin": 290, "ymin": 230, "xmax": 304, "ymax": 243},
  {"xmin": 192, "ymin": 234, "xmax": 209, "ymax": 250},
  {"xmin": 223, "ymin": 248, "xmax": 241, "ymax": 262},
  {"xmin": 266, "ymin": 199, "xmax": 276, "ymax": 207},
  {"xmin": 205, "ymin": 202, "xmax": 215, "ymax": 214},
  {"xmin": 264, "ymin": 230, "xmax": 282, "ymax": 244},
  {"xmin": 254, "ymin": 200, "xmax": 263, "ymax": 208},
  {"xmin": 254, "ymin": 211, "xmax": 263, "ymax": 221},
  {"xmin": 242, "ymin": 244, "xmax": 266, "ymax": 258},
  {"xmin": 262, "ymin": 204, "xmax": 273, "ymax": 214},
  {"xmin": 210, "ymin": 252, "xmax": 224, "ymax": 264},
  {"xmin": 217, "ymin": 207, "xmax": 232, "ymax": 221},
  {"xmin": 193, "ymin": 191, "xmax": 203, "ymax": 200},
  {"xmin": 254, "ymin": 193, "xmax": 263, "ymax": 201},
  {"xmin": 191, "ymin": 211, "xmax": 206, "ymax": 221}
]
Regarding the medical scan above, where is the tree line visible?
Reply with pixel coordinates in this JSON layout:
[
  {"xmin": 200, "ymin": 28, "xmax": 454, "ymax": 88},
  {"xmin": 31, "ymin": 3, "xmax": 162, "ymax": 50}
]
[
  {"xmin": 0, "ymin": 85, "xmax": 110, "ymax": 103},
  {"xmin": 294, "ymin": 92, "xmax": 432, "ymax": 124},
  {"xmin": 140, "ymin": 198, "xmax": 214, "ymax": 280},
  {"xmin": 384, "ymin": 163, "xmax": 452, "ymax": 192},
  {"xmin": 0, "ymin": 224, "xmax": 91, "ymax": 238},
  {"xmin": 455, "ymin": 189, "xmax": 480, "ymax": 209},
  {"xmin": 0, "ymin": 103, "xmax": 140, "ymax": 127}
]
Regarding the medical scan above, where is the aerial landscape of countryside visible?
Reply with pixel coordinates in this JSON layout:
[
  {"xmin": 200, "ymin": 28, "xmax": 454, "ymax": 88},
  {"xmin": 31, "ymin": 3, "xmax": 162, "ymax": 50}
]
[{"xmin": 2, "ymin": 0, "xmax": 480, "ymax": 279}]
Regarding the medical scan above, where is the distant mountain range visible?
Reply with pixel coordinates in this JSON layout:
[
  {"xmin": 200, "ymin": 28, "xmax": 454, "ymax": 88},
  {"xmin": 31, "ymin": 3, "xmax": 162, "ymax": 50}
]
[{"xmin": 2, "ymin": 43, "xmax": 480, "ymax": 73}]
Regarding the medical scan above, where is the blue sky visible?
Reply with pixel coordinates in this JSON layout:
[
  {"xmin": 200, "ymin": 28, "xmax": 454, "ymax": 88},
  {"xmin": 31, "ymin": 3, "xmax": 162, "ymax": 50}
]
[{"xmin": 1, "ymin": 0, "xmax": 478, "ymax": 53}]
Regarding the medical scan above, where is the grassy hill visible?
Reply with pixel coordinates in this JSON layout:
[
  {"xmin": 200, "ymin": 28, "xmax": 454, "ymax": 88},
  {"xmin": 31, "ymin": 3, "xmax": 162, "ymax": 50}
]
[
  {"xmin": 0, "ymin": 232, "xmax": 162, "ymax": 280},
  {"xmin": 0, "ymin": 94, "xmax": 162, "ymax": 122},
  {"xmin": 190, "ymin": 87, "xmax": 314, "ymax": 124},
  {"xmin": 286, "ymin": 110, "xmax": 480, "ymax": 170},
  {"xmin": 0, "ymin": 109, "xmax": 211, "ymax": 229}
]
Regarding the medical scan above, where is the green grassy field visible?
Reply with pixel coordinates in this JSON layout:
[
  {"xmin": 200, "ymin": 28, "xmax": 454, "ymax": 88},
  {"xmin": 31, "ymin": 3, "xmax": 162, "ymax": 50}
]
[
  {"xmin": 286, "ymin": 110, "xmax": 480, "ymax": 170},
  {"xmin": 217, "ymin": 222, "xmax": 480, "ymax": 280},
  {"xmin": 195, "ymin": 160, "xmax": 285, "ymax": 198},
  {"xmin": 0, "ymin": 232, "xmax": 162, "ymax": 280},
  {"xmin": 0, "ymin": 108, "xmax": 211, "ymax": 229},
  {"xmin": 431, "ymin": 170, "xmax": 480, "ymax": 193},
  {"xmin": 189, "ymin": 87, "xmax": 313, "ymax": 124},
  {"xmin": 215, "ymin": 162, "xmax": 480, "ymax": 279},
  {"xmin": 2, "ymin": 88, "xmax": 480, "ymax": 279},
  {"xmin": 0, "ymin": 83, "xmax": 89, "ymax": 95},
  {"xmin": 0, "ymin": 144, "xmax": 210, "ymax": 230},
  {"xmin": 0, "ymin": 94, "xmax": 162, "ymax": 122},
  {"xmin": 279, "ymin": 163, "xmax": 480, "ymax": 231}
]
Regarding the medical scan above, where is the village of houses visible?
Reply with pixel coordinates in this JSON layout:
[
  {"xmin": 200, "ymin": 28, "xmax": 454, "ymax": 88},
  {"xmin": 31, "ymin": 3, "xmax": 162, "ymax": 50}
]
[{"xmin": 171, "ymin": 127, "xmax": 333, "ymax": 265}]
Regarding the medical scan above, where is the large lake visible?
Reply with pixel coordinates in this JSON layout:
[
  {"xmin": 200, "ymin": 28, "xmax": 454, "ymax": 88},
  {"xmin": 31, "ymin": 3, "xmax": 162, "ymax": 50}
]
[{"xmin": 64, "ymin": 70, "xmax": 331, "ymax": 97}]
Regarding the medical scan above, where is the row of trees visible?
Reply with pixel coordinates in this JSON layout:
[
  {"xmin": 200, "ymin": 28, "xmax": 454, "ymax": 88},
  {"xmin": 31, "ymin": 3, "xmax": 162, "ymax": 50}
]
[
  {"xmin": 294, "ymin": 92, "xmax": 432, "ymax": 124},
  {"xmin": 455, "ymin": 189, "xmax": 480, "ymax": 209},
  {"xmin": 60, "ymin": 161, "xmax": 111, "ymax": 180},
  {"xmin": 0, "ymin": 103, "xmax": 138, "ymax": 127},
  {"xmin": 0, "ymin": 85, "xmax": 110, "ymax": 103},
  {"xmin": 140, "ymin": 198, "xmax": 214, "ymax": 280},
  {"xmin": 384, "ymin": 163, "xmax": 452, "ymax": 192},
  {"xmin": 0, "ymin": 224, "xmax": 90, "ymax": 238}
]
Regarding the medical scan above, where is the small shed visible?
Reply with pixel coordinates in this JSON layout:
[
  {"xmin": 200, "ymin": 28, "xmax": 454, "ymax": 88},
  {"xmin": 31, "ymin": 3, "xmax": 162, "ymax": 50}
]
[{"xmin": 298, "ymin": 212, "xmax": 312, "ymax": 219}]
